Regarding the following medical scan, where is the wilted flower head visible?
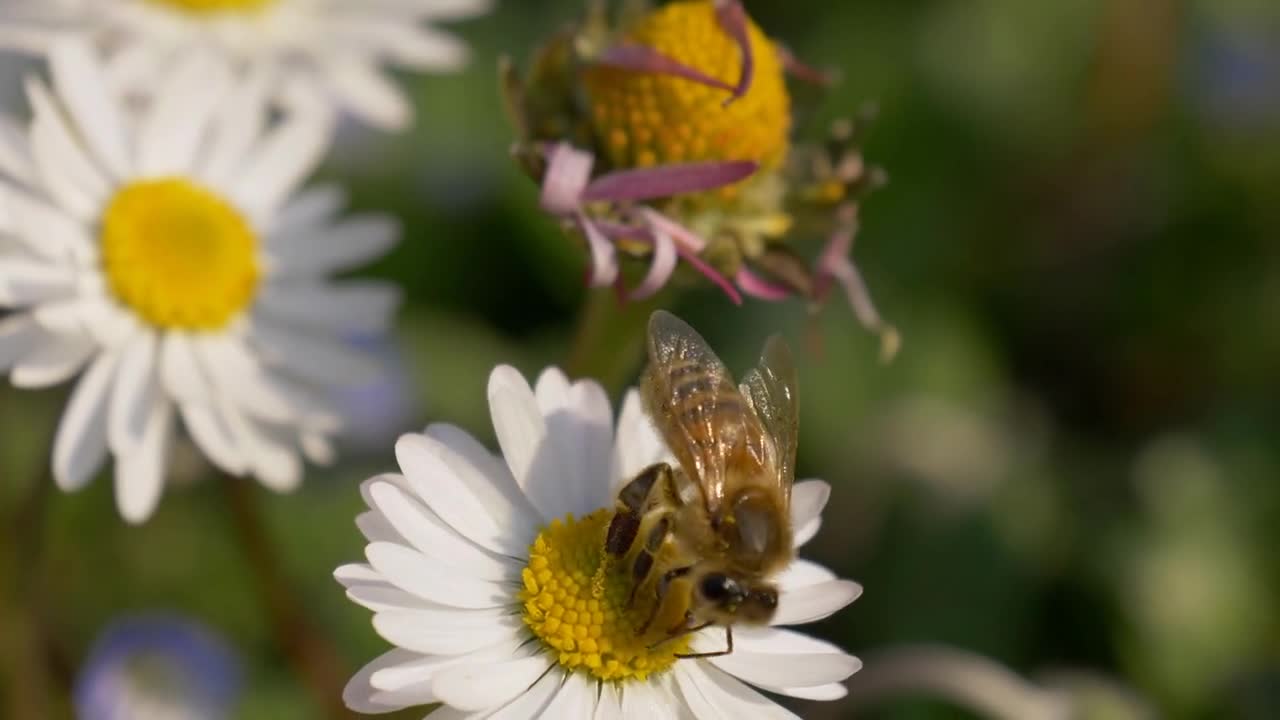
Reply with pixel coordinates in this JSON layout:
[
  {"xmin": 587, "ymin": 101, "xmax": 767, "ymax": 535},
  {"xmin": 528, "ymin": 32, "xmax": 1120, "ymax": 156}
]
[
  {"xmin": 75, "ymin": 615, "xmax": 241, "ymax": 720},
  {"xmin": 504, "ymin": 0, "xmax": 897, "ymax": 358}
]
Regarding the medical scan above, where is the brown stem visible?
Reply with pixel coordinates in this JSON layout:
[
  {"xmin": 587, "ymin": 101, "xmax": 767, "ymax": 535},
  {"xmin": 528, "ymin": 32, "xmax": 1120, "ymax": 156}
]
[
  {"xmin": 222, "ymin": 475, "xmax": 353, "ymax": 719},
  {"xmin": 4, "ymin": 468, "xmax": 54, "ymax": 719}
]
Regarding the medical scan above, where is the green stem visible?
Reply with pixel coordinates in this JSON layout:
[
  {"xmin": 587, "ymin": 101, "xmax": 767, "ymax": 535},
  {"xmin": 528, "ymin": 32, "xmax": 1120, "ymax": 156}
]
[
  {"xmin": 564, "ymin": 288, "xmax": 669, "ymax": 394},
  {"xmin": 222, "ymin": 475, "xmax": 353, "ymax": 720}
]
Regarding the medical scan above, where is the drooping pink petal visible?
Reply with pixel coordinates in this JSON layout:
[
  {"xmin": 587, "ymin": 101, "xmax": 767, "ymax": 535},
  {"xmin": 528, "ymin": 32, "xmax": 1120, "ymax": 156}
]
[
  {"xmin": 627, "ymin": 225, "xmax": 678, "ymax": 301},
  {"xmin": 677, "ymin": 242, "xmax": 742, "ymax": 305},
  {"xmin": 576, "ymin": 212, "xmax": 618, "ymax": 287},
  {"xmin": 637, "ymin": 208, "xmax": 740, "ymax": 304},
  {"xmin": 540, "ymin": 143, "xmax": 594, "ymax": 215},
  {"xmin": 582, "ymin": 161, "xmax": 757, "ymax": 204},
  {"xmin": 735, "ymin": 266, "xmax": 792, "ymax": 301},
  {"xmin": 639, "ymin": 207, "xmax": 707, "ymax": 252},
  {"xmin": 596, "ymin": 44, "xmax": 735, "ymax": 94},
  {"xmin": 816, "ymin": 221, "xmax": 899, "ymax": 359},
  {"xmin": 714, "ymin": 0, "xmax": 755, "ymax": 105},
  {"xmin": 778, "ymin": 45, "xmax": 835, "ymax": 86}
]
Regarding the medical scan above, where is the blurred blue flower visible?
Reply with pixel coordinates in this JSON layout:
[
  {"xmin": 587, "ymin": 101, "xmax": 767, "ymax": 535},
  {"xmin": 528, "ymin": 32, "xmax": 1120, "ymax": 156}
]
[
  {"xmin": 1192, "ymin": 24, "xmax": 1280, "ymax": 129},
  {"xmin": 335, "ymin": 333, "xmax": 422, "ymax": 453},
  {"xmin": 74, "ymin": 615, "xmax": 241, "ymax": 720}
]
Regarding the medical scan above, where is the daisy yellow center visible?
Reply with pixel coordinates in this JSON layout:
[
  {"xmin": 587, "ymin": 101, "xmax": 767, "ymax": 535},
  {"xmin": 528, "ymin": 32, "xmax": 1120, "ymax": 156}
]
[
  {"xmin": 520, "ymin": 510, "xmax": 692, "ymax": 682},
  {"xmin": 100, "ymin": 178, "xmax": 260, "ymax": 330},
  {"xmin": 144, "ymin": 0, "xmax": 275, "ymax": 13},
  {"xmin": 585, "ymin": 0, "xmax": 791, "ymax": 171}
]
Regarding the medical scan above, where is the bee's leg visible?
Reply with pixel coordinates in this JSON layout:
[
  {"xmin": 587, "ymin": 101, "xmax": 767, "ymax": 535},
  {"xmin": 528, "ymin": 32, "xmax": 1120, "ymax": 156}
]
[
  {"xmin": 606, "ymin": 463, "xmax": 673, "ymax": 556},
  {"xmin": 637, "ymin": 565, "xmax": 691, "ymax": 635},
  {"xmin": 626, "ymin": 515, "xmax": 671, "ymax": 607},
  {"xmin": 674, "ymin": 625, "xmax": 734, "ymax": 659}
]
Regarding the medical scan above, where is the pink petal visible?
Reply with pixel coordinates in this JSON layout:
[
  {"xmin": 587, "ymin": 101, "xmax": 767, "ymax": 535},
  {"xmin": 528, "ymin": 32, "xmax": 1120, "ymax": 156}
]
[
  {"xmin": 714, "ymin": 0, "xmax": 755, "ymax": 106},
  {"xmin": 627, "ymin": 225, "xmax": 678, "ymax": 301},
  {"xmin": 639, "ymin": 208, "xmax": 741, "ymax": 305},
  {"xmin": 582, "ymin": 161, "xmax": 758, "ymax": 204},
  {"xmin": 540, "ymin": 143, "xmax": 594, "ymax": 215},
  {"xmin": 778, "ymin": 45, "xmax": 835, "ymax": 86},
  {"xmin": 735, "ymin": 266, "xmax": 792, "ymax": 301},
  {"xmin": 639, "ymin": 206, "xmax": 707, "ymax": 253},
  {"xmin": 596, "ymin": 44, "xmax": 736, "ymax": 94},
  {"xmin": 816, "ymin": 221, "xmax": 900, "ymax": 359},
  {"xmin": 576, "ymin": 213, "xmax": 619, "ymax": 287}
]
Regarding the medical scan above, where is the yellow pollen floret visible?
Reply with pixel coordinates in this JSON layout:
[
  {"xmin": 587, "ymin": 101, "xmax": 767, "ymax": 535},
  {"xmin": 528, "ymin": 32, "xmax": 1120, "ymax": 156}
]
[
  {"xmin": 520, "ymin": 510, "xmax": 692, "ymax": 682},
  {"xmin": 585, "ymin": 0, "xmax": 791, "ymax": 173},
  {"xmin": 100, "ymin": 178, "xmax": 260, "ymax": 331},
  {"xmin": 144, "ymin": 0, "xmax": 274, "ymax": 14}
]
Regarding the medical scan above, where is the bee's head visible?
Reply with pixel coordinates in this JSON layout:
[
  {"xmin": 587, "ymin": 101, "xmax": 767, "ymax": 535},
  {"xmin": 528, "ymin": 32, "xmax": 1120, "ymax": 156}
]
[{"xmin": 696, "ymin": 573, "xmax": 779, "ymax": 625}]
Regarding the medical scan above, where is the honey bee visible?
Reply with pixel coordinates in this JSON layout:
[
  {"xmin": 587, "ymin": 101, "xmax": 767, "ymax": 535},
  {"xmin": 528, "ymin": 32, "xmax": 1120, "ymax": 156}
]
[{"xmin": 606, "ymin": 310, "xmax": 799, "ymax": 658}]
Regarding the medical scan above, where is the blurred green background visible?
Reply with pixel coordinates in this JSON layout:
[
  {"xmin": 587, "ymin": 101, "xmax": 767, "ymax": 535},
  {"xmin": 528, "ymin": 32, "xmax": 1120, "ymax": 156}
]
[{"xmin": 3, "ymin": 0, "xmax": 1279, "ymax": 718}]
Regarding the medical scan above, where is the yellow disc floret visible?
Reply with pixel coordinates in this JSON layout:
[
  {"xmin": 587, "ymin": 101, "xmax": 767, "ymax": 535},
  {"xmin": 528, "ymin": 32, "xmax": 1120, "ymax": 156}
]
[
  {"xmin": 521, "ymin": 510, "xmax": 692, "ymax": 682},
  {"xmin": 144, "ymin": 0, "xmax": 274, "ymax": 14},
  {"xmin": 585, "ymin": 0, "xmax": 791, "ymax": 171},
  {"xmin": 101, "ymin": 178, "xmax": 260, "ymax": 330}
]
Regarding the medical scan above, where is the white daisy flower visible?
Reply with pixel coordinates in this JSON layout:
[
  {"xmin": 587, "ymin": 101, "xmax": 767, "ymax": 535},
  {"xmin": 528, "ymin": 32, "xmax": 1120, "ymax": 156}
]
[
  {"xmin": 0, "ymin": 0, "xmax": 493, "ymax": 131},
  {"xmin": 0, "ymin": 39, "xmax": 400, "ymax": 523},
  {"xmin": 337, "ymin": 364, "xmax": 862, "ymax": 718}
]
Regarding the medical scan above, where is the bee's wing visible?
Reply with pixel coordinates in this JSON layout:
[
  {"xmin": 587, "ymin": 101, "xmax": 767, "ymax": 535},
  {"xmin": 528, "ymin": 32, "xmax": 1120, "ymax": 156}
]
[
  {"xmin": 739, "ymin": 334, "xmax": 799, "ymax": 510},
  {"xmin": 643, "ymin": 311, "xmax": 773, "ymax": 513}
]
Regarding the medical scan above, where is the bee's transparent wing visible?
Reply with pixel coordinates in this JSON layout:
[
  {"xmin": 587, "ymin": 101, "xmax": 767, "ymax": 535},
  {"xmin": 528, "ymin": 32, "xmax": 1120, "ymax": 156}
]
[
  {"xmin": 643, "ymin": 311, "xmax": 771, "ymax": 512},
  {"xmin": 740, "ymin": 334, "xmax": 799, "ymax": 508}
]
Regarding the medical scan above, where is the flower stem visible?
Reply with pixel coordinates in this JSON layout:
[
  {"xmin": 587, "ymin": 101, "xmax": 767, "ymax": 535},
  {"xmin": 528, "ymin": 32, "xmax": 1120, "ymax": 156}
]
[
  {"xmin": 842, "ymin": 645, "xmax": 1071, "ymax": 720},
  {"xmin": 222, "ymin": 475, "xmax": 353, "ymax": 719},
  {"xmin": 2, "ymin": 399, "xmax": 76, "ymax": 720},
  {"xmin": 565, "ymin": 288, "xmax": 668, "ymax": 393}
]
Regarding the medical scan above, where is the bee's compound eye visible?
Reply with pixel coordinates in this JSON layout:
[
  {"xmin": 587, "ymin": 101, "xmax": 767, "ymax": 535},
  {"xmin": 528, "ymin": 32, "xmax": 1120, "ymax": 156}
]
[{"xmin": 699, "ymin": 574, "xmax": 738, "ymax": 603}]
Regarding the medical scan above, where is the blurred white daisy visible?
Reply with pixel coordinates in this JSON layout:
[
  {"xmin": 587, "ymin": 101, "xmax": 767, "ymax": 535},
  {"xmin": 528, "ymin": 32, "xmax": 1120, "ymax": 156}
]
[
  {"xmin": 337, "ymin": 365, "xmax": 862, "ymax": 717},
  {"xmin": 75, "ymin": 614, "xmax": 241, "ymax": 720},
  {"xmin": 0, "ymin": 0, "xmax": 493, "ymax": 130},
  {"xmin": 0, "ymin": 39, "xmax": 400, "ymax": 522}
]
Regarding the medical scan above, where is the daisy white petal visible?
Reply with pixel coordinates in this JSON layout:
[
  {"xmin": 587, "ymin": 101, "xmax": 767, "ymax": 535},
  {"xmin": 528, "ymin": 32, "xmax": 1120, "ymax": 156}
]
[
  {"xmin": 107, "ymin": 331, "xmax": 160, "ymax": 454},
  {"xmin": 538, "ymin": 670, "xmax": 598, "ymax": 719},
  {"xmin": 431, "ymin": 656, "xmax": 551, "ymax": 712},
  {"xmin": 267, "ymin": 215, "xmax": 399, "ymax": 276},
  {"xmin": 773, "ymin": 580, "xmax": 864, "ymax": 626},
  {"xmin": 0, "ymin": 259, "xmax": 75, "ymax": 307},
  {"xmin": 137, "ymin": 50, "xmax": 234, "ymax": 176},
  {"xmin": 53, "ymin": 350, "xmax": 120, "ymax": 491},
  {"xmin": 791, "ymin": 479, "xmax": 831, "ymax": 546},
  {"xmin": 47, "ymin": 39, "xmax": 131, "ymax": 178},
  {"xmin": 372, "ymin": 610, "xmax": 523, "ymax": 656},
  {"xmin": 181, "ymin": 402, "xmax": 248, "ymax": 476},
  {"xmin": 366, "ymin": 480, "xmax": 520, "ymax": 581},
  {"xmin": 364, "ymin": 542, "xmax": 510, "ymax": 610},
  {"xmin": 256, "ymin": 282, "xmax": 401, "ymax": 334},
  {"xmin": 394, "ymin": 432, "xmax": 535, "ymax": 556},
  {"xmin": 343, "ymin": 649, "xmax": 418, "ymax": 716},
  {"xmin": 0, "ymin": 115, "xmax": 36, "ymax": 185},
  {"xmin": 323, "ymin": 59, "xmax": 413, "ymax": 131},
  {"xmin": 115, "ymin": 398, "xmax": 175, "ymax": 524},
  {"xmin": 229, "ymin": 103, "xmax": 334, "ymax": 218},
  {"xmin": 10, "ymin": 333, "xmax": 96, "ymax": 389},
  {"xmin": 197, "ymin": 62, "xmax": 273, "ymax": 186},
  {"xmin": 485, "ymin": 666, "xmax": 564, "ymax": 719}
]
